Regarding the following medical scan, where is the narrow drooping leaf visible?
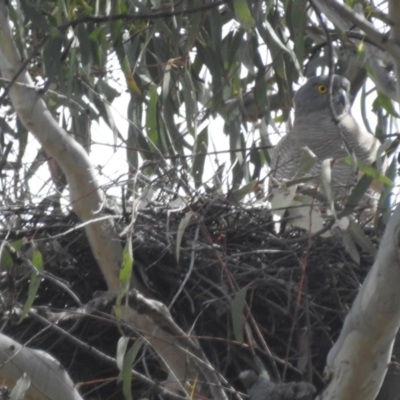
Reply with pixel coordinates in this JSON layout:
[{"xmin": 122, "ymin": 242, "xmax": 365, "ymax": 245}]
[
  {"xmin": 76, "ymin": 23, "xmax": 91, "ymax": 67},
  {"xmin": 16, "ymin": 117, "xmax": 28, "ymax": 165},
  {"xmin": 185, "ymin": 11, "xmax": 203, "ymax": 51},
  {"xmin": 162, "ymin": 64, "xmax": 172, "ymax": 101},
  {"xmin": 71, "ymin": 110, "xmax": 91, "ymax": 152},
  {"xmin": 0, "ymin": 239, "xmax": 23, "ymax": 271},
  {"xmin": 205, "ymin": 7, "xmax": 222, "ymax": 57},
  {"xmin": 120, "ymin": 240, "xmax": 133, "ymax": 285},
  {"xmin": 112, "ymin": 20, "xmax": 142, "ymax": 96},
  {"xmin": 321, "ymin": 159, "xmax": 335, "ymax": 215},
  {"xmin": 357, "ymin": 161, "xmax": 392, "ymax": 186},
  {"xmin": 19, "ymin": 248, "xmax": 43, "ymax": 322},
  {"xmin": 338, "ymin": 174, "xmax": 374, "ymax": 218},
  {"xmin": 250, "ymin": 144, "xmax": 262, "ymax": 180},
  {"xmin": 232, "ymin": 288, "xmax": 247, "ymax": 343},
  {"xmin": 233, "ymin": 0, "xmax": 255, "ymax": 30},
  {"xmin": 376, "ymin": 156, "xmax": 397, "ymax": 225},
  {"xmin": 128, "ymin": 94, "xmax": 151, "ymax": 172},
  {"xmin": 256, "ymin": 15, "xmax": 301, "ymax": 76},
  {"xmin": 376, "ymin": 139, "xmax": 393, "ymax": 172},
  {"xmin": 340, "ymin": 229, "xmax": 360, "ymax": 265},
  {"xmin": 146, "ymin": 88, "xmax": 158, "ymax": 146},
  {"xmin": 103, "ymin": 103, "xmax": 119, "ymax": 146},
  {"xmin": 92, "ymin": 94, "xmax": 120, "ymax": 144},
  {"xmin": 9, "ymin": 373, "xmax": 31, "ymax": 400},
  {"xmin": 198, "ymin": 45, "xmax": 224, "ymax": 111},
  {"xmin": 375, "ymin": 91, "xmax": 400, "ymax": 118},
  {"xmin": 117, "ymin": 240, "xmax": 133, "ymax": 306},
  {"xmin": 43, "ymin": 36, "xmax": 63, "ymax": 81},
  {"xmin": 253, "ymin": 72, "xmax": 268, "ymax": 118},
  {"xmin": 116, "ymin": 336, "xmax": 130, "ymax": 372},
  {"xmin": 19, "ymin": 0, "xmax": 59, "ymax": 36},
  {"xmin": 121, "ymin": 339, "xmax": 144, "ymax": 400},
  {"xmin": 96, "ymin": 79, "xmax": 120, "ymax": 102},
  {"xmin": 162, "ymin": 100, "xmax": 185, "ymax": 160},
  {"xmin": 225, "ymin": 29, "xmax": 245, "ymax": 70},
  {"xmin": 347, "ymin": 219, "xmax": 377, "ymax": 256},
  {"xmin": 229, "ymin": 180, "xmax": 258, "ymax": 202},
  {"xmin": 87, "ymin": 24, "xmax": 105, "ymax": 66},
  {"xmin": 228, "ymin": 121, "xmax": 247, "ymax": 186},
  {"xmin": 182, "ymin": 69, "xmax": 197, "ymax": 127},
  {"xmin": 192, "ymin": 127, "xmax": 208, "ymax": 187},
  {"xmin": 293, "ymin": 147, "xmax": 318, "ymax": 179},
  {"xmin": 286, "ymin": 0, "xmax": 308, "ymax": 65},
  {"xmin": 176, "ymin": 211, "xmax": 194, "ymax": 263}
]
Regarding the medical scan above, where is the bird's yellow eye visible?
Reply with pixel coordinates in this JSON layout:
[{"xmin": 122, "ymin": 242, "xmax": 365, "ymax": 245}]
[{"xmin": 317, "ymin": 84, "xmax": 328, "ymax": 93}]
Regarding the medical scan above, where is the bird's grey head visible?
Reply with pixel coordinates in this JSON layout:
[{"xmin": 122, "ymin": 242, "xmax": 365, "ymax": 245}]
[{"xmin": 293, "ymin": 75, "xmax": 351, "ymax": 117}]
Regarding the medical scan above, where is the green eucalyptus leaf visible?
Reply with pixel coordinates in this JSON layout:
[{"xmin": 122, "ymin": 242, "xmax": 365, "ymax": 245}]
[
  {"xmin": 376, "ymin": 91, "xmax": 400, "ymax": 118},
  {"xmin": 347, "ymin": 219, "xmax": 377, "ymax": 256},
  {"xmin": 287, "ymin": 0, "xmax": 308, "ymax": 65},
  {"xmin": 232, "ymin": 288, "xmax": 247, "ymax": 343},
  {"xmin": 128, "ymin": 94, "xmax": 152, "ymax": 169},
  {"xmin": 321, "ymin": 159, "xmax": 335, "ymax": 215},
  {"xmin": 120, "ymin": 239, "xmax": 133, "ymax": 284},
  {"xmin": 117, "ymin": 336, "xmax": 130, "ymax": 372},
  {"xmin": 121, "ymin": 339, "xmax": 144, "ymax": 400},
  {"xmin": 340, "ymin": 229, "xmax": 360, "ymax": 265},
  {"xmin": 162, "ymin": 64, "xmax": 172, "ymax": 101},
  {"xmin": 192, "ymin": 127, "xmax": 208, "ymax": 187},
  {"xmin": 43, "ymin": 36, "xmax": 63, "ymax": 81},
  {"xmin": 176, "ymin": 211, "xmax": 194, "ymax": 263},
  {"xmin": 293, "ymin": 147, "xmax": 317, "ymax": 179},
  {"xmin": 182, "ymin": 70, "xmax": 197, "ymax": 127},
  {"xmin": 19, "ymin": 248, "xmax": 43, "ymax": 322},
  {"xmin": 185, "ymin": 12, "xmax": 203, "ymax": 51},
  {"xmin": 230, "ymin": 180, "xmax": 258, "ymax": 202},
  {"xmin": 338, "ymin": 174, "xmax": 374, "ymax": 218},
  {"xmin": 233, "ymin": 0, "xmax": 255, "ymax": 30},
  {"xmin": 76, "ymin": 23, "xmax": 91, "ymax": 67},
  {"xmin": 117, "ymin": 240, "xmax": 133, "ymax": 307},
  {"xmin": 0, "ymin": 240, "xmax": 23, "ymax": 271},
  {"xmin": 20, "ymin": 0, "xmax": 60, "ymax": 36},
  {"xmin": 377, "ymin": 156, "xmax": 396, "ymax": 225},
  {"xmin": 97, "ymin": 79, "xmax": 120, "ymax": 102},
  {"xmin": 146, "ymin": 88, "xmax": 158, "ymax": 146}
]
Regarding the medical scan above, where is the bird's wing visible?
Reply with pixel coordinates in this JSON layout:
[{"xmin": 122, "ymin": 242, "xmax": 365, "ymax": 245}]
[
  {"xmin": 339, "ymin": 114, "xmax": 382, "ymax": 165},
  {"xmin": 270, "ymin": 133, "xmax": 299, "ymax": 182},
  {"xmin": 339, "ymin": 114, "xmax": 386, "ymax": 193}
]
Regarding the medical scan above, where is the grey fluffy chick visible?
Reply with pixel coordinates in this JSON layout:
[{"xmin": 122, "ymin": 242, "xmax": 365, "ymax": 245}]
[{"xmin": 270, "ymin": 75, "xmax": 383, "ymax": 199}]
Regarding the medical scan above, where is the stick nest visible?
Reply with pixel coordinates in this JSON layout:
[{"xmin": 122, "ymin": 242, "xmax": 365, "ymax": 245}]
[{"xmin": 0, "ymin": 195, "xmax": 379, "ymax": 399}]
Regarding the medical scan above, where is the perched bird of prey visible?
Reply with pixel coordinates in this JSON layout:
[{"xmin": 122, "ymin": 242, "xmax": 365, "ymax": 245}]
[{"xmin": 270, "ymin": 75, "xmax": 383, "ymax": 199}]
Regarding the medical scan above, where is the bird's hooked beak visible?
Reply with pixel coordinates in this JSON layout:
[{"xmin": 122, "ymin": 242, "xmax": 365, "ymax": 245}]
[{"xmin": 335, "ymin": 88, "xmax": 348, "ymax": 108}]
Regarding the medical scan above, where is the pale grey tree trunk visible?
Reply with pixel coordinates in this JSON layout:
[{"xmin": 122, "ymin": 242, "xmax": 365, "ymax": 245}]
[
  {"xmin": 0, "ymin": 333, "xmax": 83, "ymax": 400},
  {"xmin": 317, "ymin": 204, "xmax": 400, "ymax": 400}
]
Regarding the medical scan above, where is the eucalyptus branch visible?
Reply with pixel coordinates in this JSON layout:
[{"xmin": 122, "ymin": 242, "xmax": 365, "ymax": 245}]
[
  {"xmin": 323, "ymin": 0, "xmax": 400, "ymax": 62},
  {"xmin": 59, "ymin": 0, "xmax": 229, "ymax": 30}
]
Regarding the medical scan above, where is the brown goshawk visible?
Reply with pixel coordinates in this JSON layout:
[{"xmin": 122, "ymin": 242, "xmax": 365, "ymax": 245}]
[{"xmin": 270, "ymin": 75, "xmax": 383, "ymax": 199}]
